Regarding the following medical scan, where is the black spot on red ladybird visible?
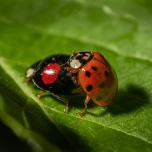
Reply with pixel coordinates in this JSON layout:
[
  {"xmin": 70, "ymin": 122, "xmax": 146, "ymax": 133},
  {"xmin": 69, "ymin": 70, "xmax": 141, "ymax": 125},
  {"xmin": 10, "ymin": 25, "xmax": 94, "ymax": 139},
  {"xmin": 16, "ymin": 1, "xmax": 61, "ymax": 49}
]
[
  {"xmin": 85, "ymin": 71, "xmax": 91, "ymax": 77},
  {"xmin": 86, "ymin": 85, "xmax": 93, "ymax": 92},
  {"xmin": 91, "ymin": 66, "xmax": 98, "ymax": 71}
]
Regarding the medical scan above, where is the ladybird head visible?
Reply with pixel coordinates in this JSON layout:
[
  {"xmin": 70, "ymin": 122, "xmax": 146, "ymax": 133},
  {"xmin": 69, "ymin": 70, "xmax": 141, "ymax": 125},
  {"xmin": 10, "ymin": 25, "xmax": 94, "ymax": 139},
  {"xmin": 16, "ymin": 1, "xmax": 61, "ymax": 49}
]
[{"xmin": 68, "ymin": 51, "xmax": 93, "ymax": 69}]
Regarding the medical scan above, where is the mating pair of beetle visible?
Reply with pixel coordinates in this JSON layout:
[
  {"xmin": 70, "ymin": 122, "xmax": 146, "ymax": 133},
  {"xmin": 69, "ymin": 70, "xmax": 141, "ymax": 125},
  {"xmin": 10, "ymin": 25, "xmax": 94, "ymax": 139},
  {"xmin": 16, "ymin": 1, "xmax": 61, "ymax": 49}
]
[{"xmin": 26, "ymin": 51, "xmax": 118, "ymax": 116}]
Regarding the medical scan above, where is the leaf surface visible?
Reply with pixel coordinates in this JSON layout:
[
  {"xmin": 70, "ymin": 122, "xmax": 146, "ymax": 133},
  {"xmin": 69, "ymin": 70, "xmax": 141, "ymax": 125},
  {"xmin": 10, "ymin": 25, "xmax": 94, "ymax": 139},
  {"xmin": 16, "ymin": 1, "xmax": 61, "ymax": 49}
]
[{"xmin": 0, "ymin": 0, "xmax": 152, "ymax": 151}]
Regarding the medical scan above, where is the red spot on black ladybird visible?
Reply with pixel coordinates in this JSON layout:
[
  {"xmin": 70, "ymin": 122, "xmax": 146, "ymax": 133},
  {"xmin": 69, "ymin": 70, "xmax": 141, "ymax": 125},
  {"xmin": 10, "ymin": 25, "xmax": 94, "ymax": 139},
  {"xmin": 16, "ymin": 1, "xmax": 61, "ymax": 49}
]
[
  {"xmin": 41, "ymin": 63, "xmax": 60, "ymax": 85},
  {"xmin": 86, "ymin": 85, "xmax": 93, "ymax": 92},
  {"xmin": 85, "ymin": 71, "xmax": 91, "ymax": 77}
]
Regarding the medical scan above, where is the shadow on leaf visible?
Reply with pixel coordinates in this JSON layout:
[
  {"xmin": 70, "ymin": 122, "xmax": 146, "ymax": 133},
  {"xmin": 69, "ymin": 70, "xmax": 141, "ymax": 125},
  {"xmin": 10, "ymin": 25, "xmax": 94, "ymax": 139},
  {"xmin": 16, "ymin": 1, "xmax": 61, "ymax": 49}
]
[
  {"xmin": 37, "ymin": 84, "xmax": 150, "ymax": 117},
  {"xmin": 108, "ymin": 84, "xmax": 150, "ymax": 115},
  {"xmin": 57, "ymin": 125, "xmax": 92, "ymax": 152}
]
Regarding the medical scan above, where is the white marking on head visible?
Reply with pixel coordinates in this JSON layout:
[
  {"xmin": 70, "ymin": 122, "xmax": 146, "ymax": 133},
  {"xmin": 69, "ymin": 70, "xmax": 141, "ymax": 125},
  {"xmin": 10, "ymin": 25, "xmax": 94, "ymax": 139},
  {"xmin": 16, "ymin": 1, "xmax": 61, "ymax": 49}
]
[
  {"xmin": 70, "ymin": 59, "xmax": 82, "ymax": 69},
  {"xmin": 26, "ymin": 68, "xmax": 35, "ymax": 78}
]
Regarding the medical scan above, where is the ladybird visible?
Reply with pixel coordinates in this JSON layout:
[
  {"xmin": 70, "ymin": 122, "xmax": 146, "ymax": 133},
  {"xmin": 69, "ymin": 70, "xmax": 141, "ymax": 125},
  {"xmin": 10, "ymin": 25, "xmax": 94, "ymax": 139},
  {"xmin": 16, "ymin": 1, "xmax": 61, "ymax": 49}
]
[
  {"xmin": 26, "ymin": 51, "xmax": 118, "ymax": 116},
  {"xmin": 26, "ymin": 54, "xmax": 79, "ymax": 94}
]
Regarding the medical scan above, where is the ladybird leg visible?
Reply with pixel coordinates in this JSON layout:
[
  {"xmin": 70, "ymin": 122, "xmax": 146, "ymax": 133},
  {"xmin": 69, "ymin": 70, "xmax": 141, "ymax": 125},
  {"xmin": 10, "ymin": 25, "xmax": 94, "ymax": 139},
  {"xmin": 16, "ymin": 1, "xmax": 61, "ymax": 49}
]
[
  {"xmin": 79, "ymin": 95, "xmax": 90, "ymax": 117},
  {"xmin": 37, "ymin": 91, "xmax": 49, "ymax": 98},
  {"xmin": 64, "ymin": 101, "xmax": 69, "ymax": 113}
]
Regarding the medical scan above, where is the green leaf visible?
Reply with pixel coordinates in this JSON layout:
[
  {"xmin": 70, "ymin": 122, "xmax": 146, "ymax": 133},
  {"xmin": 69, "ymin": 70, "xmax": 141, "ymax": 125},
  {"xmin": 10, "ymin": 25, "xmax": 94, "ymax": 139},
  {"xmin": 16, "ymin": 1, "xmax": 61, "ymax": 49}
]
[{"xmin": 0, "ymin": 0, "xmax": 152, "ymax": 151}]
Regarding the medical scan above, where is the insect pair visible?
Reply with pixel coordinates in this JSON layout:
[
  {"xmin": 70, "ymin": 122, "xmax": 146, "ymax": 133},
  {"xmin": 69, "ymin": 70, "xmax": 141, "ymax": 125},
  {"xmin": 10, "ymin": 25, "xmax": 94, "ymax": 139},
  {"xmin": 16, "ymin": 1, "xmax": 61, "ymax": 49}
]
[{"xmin": 26, "ymin": 51, "xmax": 118, "ymax": 116}]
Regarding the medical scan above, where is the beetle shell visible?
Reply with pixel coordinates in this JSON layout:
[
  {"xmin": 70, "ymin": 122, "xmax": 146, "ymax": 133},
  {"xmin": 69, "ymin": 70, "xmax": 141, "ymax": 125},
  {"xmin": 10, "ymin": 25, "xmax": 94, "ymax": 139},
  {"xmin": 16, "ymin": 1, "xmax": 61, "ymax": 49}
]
[{"xmin": 78, "ymin": 52, "xmax": 117, "ymax": 106}]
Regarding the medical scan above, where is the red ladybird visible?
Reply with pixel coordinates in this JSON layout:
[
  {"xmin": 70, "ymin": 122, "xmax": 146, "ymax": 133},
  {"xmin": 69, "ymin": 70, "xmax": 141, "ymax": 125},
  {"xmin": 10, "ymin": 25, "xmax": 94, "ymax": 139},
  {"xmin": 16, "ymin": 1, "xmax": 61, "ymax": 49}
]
[
  {"xmin": 26, "ymin": 51, "xmax": 118, "ymax": 116},
  {"xmin": 67, "ymin": 51, "xmax": 118, "ymax": 116}
]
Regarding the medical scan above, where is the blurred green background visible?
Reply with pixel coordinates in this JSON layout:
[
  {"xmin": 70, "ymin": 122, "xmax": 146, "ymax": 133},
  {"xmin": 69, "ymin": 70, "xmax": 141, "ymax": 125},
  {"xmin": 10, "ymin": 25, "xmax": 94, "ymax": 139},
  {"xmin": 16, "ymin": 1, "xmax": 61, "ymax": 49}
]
[
  {"xmin": 0, "ymin": 0, "xmax": 152, "ymax": 152},
  {"xmin": 0, "ymin": 121, "xmax": 32, "ymax": 152}
]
